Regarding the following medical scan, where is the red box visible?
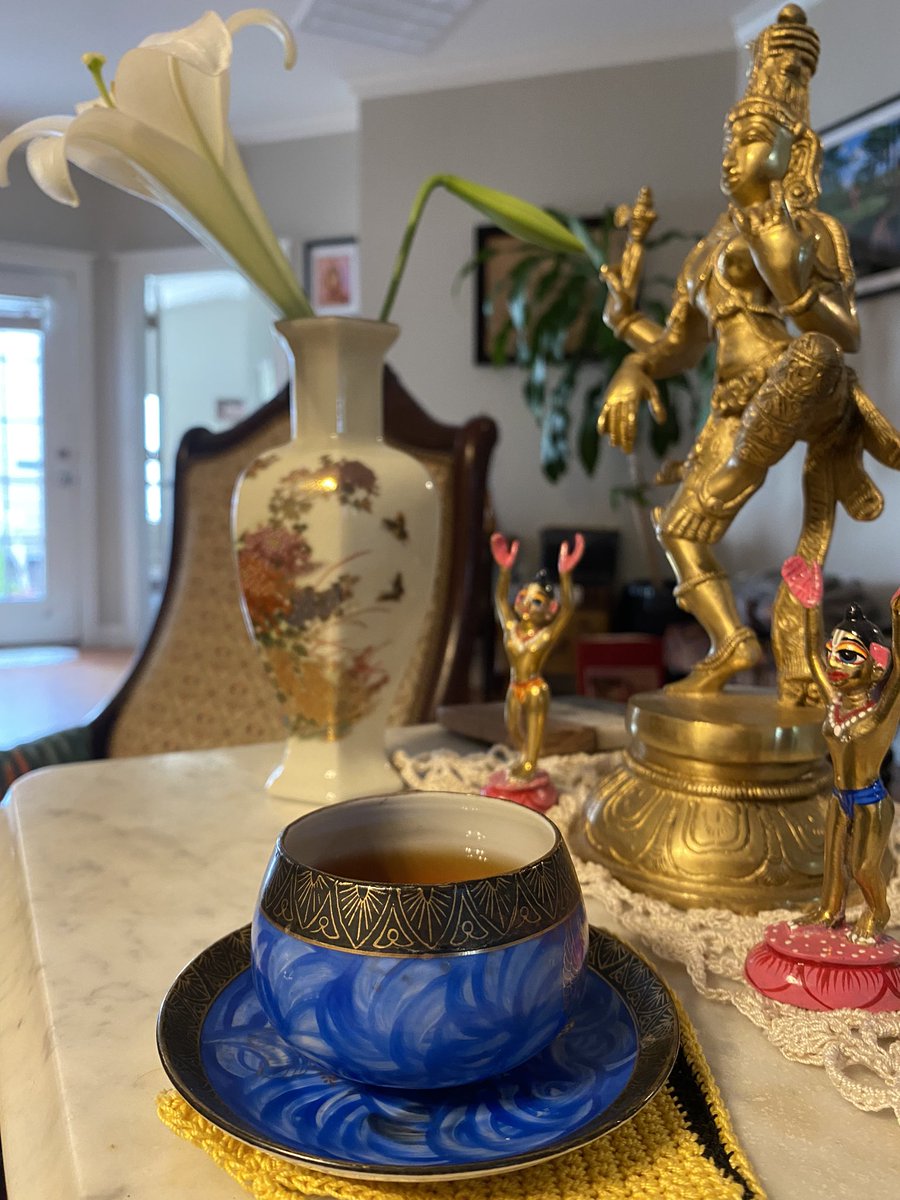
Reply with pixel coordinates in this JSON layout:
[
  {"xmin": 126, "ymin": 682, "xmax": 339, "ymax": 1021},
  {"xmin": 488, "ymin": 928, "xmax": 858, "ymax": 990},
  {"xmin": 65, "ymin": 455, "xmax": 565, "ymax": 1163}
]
[{"xmin": 575, "ymin": 634, "xmax": 664, "ymax": 703}]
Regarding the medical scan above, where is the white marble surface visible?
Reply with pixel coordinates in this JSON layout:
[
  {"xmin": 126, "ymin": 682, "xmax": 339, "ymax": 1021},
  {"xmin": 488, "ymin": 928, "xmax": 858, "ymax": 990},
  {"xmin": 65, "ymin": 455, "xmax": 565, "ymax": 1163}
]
[{"xmin": 0, "ymin": 733, "xmax": 897, "ymax": 1199}]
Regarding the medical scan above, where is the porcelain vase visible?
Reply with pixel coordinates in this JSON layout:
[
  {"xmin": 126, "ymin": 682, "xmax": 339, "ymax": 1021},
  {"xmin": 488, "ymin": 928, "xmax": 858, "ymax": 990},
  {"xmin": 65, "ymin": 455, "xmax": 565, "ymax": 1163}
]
[{"xmin": 232, "ymin": 317, "xmax": 439, "ymax": 803}]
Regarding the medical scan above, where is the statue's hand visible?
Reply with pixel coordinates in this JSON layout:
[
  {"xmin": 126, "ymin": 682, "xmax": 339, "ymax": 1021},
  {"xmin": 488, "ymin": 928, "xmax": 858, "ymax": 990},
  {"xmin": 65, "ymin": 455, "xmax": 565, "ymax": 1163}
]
[
  {"xmin": 600, "ymin": 263, "xmax": 637, "ymax": 334},
  {"xmin": 558, "ymin": 533, "xmax": 585, "ymax": 576},
  {"xmin": 597, "ymin": 357, "xmax": 665, "ymax": 455},
  {"xmin": 781, "ymin": 555, "xmax": 822, "ymax": 609},
  {"xmin": 732, "ymin": 187, "xmax": 815, "ymax": 305},
  {"xmin": 491, "ymin": 532, "xmax": 519, "ymax": 570}
]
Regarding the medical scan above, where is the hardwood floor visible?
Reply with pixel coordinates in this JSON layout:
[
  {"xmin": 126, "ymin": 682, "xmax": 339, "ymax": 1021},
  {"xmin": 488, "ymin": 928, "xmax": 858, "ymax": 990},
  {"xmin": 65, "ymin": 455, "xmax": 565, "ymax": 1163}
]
[{"xmin": 0, "ymin": 647, "xmax": 135, "ymax": 749}]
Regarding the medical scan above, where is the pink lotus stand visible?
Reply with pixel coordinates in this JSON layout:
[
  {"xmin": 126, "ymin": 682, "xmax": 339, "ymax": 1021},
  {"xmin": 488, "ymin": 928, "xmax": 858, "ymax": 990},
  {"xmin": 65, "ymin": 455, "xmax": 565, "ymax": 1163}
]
[
  {"xmin": 481, "ymin": 768, "xmax": 558, "ymax": 813},
  {"xmin": 745, "ymin": 920, "xmax": 900, "ymax": 1012}
]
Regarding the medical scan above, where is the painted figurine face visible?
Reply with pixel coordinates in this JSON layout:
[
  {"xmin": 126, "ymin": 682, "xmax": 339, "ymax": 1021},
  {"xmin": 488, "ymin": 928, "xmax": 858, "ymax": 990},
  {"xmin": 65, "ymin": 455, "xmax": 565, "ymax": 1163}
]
[
  {"xmin": 825, "ymin": 626, "xmax": 883, "ymax": 691},
  {"xmin": 514, "ymin": 582, "xmax": 558, "ymax": 626},
  {"xmin": 721, "ymin": 115, "xmax": 793, "ymax": 207}
]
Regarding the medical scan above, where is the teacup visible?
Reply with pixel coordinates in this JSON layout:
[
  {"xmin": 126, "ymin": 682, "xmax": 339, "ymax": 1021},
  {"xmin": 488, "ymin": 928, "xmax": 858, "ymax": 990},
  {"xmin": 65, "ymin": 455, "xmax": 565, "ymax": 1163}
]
[{"xmin": 251, "ymin": 790, "xmax": 587, "ymax": 1089}]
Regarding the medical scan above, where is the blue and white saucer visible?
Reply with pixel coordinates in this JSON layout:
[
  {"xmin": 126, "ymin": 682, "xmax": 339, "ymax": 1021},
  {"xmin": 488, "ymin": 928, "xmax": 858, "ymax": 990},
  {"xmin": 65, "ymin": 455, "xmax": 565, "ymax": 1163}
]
[{"xmin": 157, "ymin": 925, "xmax": 678, "ymax": 1181}]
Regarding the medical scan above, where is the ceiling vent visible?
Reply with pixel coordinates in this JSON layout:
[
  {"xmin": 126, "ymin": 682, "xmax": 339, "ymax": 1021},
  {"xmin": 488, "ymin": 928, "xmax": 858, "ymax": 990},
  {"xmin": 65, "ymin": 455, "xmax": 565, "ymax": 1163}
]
[{"xmin": 297, "ymin": 0, "xmax": 484, "ymax": 55}]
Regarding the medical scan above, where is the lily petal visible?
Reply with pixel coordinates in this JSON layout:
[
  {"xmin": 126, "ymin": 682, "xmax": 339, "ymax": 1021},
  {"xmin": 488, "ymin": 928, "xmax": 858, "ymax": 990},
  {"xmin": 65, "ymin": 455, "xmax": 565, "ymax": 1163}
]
[
  {"xmin": 138, "ymin": 11, "xmax": 233, "ymax": 76},
  {"xmin": 25, "ymin": 136, "xmax": 81, "ymax": 206},
  {"xmin": 110, "ymin": 44, "xmax": 229, "ymax": 162},
  {"xmin": 226, "ymin": 8, "xmax": 297, "ymax": 70},
  {"xmin": 0, "ymin": 116, "xmax": 73, "ymax": 188},
  {"xmin": 65, "ymin": 106, "xmax": 307, "ymax": 316},
  {"xmin": 0, "ymin": 9, "xmax": 307, "ymax": 318}
]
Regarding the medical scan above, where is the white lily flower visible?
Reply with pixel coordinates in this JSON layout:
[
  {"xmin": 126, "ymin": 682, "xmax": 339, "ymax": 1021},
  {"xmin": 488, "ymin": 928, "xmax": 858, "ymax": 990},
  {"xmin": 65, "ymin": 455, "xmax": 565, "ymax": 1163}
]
[{"xmin": 0, "ymin": 8, "xmax": 312, "ymax": 318}]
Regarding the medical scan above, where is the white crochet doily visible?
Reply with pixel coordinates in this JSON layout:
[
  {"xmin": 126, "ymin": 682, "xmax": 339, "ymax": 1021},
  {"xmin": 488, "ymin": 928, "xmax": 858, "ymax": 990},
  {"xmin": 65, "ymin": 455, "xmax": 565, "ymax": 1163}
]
[{"xmin": 393, "ymin": 743, "xmax": 900, "ymax": 1122}]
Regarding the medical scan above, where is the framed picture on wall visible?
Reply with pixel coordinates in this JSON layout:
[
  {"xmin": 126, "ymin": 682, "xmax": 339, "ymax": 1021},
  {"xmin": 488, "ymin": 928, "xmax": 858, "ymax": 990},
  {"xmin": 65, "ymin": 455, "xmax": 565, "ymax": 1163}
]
[
  {"xmin": 304, "ymin": 237, "xmax": 360, "ymax": 315},
  {"xmin": 820, "ymin": 93, "xmax": 900, "ymax": 297},
  {"xmin": 473, "ymin": 217, "xmax": 610, "ymax": 364}
]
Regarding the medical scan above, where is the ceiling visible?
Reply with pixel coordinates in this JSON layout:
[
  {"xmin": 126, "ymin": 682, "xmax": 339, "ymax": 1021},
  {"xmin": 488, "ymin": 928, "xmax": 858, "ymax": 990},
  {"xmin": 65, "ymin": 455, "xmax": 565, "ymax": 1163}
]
[{"xmin": 2, "ymin": 0, "xmax": 788, "ymax": 144}]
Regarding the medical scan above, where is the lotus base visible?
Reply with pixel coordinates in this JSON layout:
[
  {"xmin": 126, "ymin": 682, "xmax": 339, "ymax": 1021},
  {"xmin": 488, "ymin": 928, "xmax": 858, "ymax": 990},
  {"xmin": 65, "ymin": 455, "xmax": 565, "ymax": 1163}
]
[
  {"xmin": 481, "ymin": 768, "xmax": 557, "ymax": 812},
  {"xmin": 744, "ymin": 920, "xmax": 900, "ymax": 1011}
]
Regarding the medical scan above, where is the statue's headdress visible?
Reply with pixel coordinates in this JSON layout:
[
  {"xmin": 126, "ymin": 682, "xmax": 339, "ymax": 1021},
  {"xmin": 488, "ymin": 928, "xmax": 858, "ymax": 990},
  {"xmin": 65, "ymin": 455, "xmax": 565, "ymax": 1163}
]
[
  {"xmin": 532, "ymin": 569, "xmax": 556, "ymax": 598},
  {"xmin": 834, "ymin": 603, "xmax": 891, "ymax": 671},
  {"xmin": 730, "ymin": 4, "xmax": 820, "ymax": 134}
]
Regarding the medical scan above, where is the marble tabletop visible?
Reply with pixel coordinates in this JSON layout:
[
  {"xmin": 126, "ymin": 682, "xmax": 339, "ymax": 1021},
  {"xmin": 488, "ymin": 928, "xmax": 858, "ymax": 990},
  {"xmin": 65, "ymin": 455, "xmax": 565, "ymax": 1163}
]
[{"xmin": 1, "ymin": 732, "xmax": 897, "ymax": 1199}]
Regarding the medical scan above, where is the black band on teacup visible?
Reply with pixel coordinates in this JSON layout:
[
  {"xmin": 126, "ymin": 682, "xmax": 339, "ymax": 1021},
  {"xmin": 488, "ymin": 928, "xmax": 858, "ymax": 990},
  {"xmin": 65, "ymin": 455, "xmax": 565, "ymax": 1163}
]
[{"xmin": 258, "ymin": 841, "xmax": 583, "ymax": 953}]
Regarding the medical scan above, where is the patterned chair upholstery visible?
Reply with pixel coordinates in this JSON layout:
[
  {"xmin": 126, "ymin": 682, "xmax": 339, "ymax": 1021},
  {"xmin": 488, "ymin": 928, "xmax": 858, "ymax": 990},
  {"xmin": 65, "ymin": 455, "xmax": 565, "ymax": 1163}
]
[{"xmin": 91, "ymin": 366, "xmax": 497, "ymax": 762}]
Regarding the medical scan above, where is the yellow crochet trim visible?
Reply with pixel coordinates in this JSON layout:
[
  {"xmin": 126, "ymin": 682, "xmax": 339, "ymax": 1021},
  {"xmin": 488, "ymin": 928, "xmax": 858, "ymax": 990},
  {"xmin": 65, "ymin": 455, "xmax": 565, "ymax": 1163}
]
[{"xmin": 157, "ymin": 998, "xmax": 766, "ymax": 1200}]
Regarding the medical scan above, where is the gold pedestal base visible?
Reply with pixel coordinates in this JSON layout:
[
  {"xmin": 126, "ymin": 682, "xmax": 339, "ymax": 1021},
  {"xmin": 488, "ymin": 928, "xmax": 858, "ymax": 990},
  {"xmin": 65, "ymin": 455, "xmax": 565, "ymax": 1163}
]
[{"xmin": 580, "ymin": 689, "xmax": 830, "ymax": 912}]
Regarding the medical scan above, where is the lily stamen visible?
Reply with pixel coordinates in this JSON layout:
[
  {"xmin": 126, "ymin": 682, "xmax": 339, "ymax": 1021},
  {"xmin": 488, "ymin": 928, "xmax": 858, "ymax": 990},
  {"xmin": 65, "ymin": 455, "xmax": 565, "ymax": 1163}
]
[{"xmin": 81, "ymin": 53, "xmax": 115, "ymax": 107}]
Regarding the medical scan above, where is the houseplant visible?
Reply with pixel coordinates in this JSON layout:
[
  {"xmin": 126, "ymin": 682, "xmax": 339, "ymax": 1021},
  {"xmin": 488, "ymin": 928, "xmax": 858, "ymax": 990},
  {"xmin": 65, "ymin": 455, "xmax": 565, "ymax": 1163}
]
[
  {"xmin": 0, "ymin": 7, "xmax": 591, "ymax": 802},
  {"xmin": 468, "ymin": 206, "xmax": 712, "ymax": 606}
]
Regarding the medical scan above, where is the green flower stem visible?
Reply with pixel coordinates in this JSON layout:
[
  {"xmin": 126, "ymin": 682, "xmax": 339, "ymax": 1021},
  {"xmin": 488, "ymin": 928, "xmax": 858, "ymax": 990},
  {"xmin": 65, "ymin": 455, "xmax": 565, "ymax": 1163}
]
[
  {"xmin": 379, "ymin": 176, "xmax": 440, "ymax": 323},
  {"xmin": 379, "ymin": 174, "xmax": 586, "ymax": 323}
]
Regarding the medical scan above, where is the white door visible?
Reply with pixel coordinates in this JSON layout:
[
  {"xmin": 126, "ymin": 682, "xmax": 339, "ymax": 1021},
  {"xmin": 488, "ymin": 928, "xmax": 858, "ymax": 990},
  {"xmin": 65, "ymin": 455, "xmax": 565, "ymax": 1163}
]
[{"xmin": 0, "ymin": 266, "xmax": 82, "ymax": 644}]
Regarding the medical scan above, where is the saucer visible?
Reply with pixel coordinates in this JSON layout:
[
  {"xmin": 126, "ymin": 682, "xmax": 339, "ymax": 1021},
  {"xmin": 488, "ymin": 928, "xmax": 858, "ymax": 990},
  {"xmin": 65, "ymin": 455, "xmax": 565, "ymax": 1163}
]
[{"xmin": 158, "ymin": 925, "xmax": 678, "ymax": 1181}]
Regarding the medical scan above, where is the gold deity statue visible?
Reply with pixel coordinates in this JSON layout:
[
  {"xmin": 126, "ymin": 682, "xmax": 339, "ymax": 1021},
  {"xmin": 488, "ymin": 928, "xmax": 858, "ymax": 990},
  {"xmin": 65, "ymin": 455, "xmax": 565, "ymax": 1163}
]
[
  {"xmin": 579, "ymin": 4, "xmax": 900, "ymax": 910},
  {"xmin": 599, "ymin": 3, "xmax": 900, "ymax": 704},
  {"xmin": 482, "ymin": 532, "xmax": 584, "ymax": 812},
  {"xmin": 782, "ymin": 556, "xmax": 898, "ymax": 942}
]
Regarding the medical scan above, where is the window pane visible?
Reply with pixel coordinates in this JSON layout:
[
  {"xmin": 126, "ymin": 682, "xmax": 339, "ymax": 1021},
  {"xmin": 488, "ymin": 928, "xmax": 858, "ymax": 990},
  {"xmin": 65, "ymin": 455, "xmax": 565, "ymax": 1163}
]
[
  {"xmin": 0, "ymin": 330, "xmax": 43, "ymax": 422},
  {"xmin": 0, "ymin": 325, "xmax": 46, "ymax": 602},
  {"xmin": 5, "ymin": 421, "xmax": 43, "ymax": 477}
]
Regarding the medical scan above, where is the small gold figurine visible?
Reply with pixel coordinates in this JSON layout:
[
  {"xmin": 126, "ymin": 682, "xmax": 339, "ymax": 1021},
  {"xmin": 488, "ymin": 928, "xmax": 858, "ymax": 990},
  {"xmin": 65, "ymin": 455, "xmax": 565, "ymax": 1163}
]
[
  {"xmin": 597, "ymin": 3, "xmax": 900, "ymax": 704},
  {"xmin": 743, "ymin": 555, "xmax": 900, "ymax": 1010},
  {"xmin": 782, "ymin": 556, "xmax": 898, "ymax": 941},
  {"xmin": 482, "ymin": 532, "xmax": 584, "ymax": 811}
]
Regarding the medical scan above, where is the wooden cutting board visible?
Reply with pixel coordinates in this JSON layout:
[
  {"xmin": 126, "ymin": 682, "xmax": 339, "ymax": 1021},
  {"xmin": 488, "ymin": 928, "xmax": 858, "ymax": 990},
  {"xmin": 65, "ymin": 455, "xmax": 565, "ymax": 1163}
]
[{"xmin": 437, "ymin": 699, "xmax": 627, "ymax": 755}]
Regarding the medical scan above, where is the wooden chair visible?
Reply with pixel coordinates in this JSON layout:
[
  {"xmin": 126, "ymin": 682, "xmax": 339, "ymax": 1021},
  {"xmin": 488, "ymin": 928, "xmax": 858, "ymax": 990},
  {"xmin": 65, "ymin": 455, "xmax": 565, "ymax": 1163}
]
[{"xmin": 1, "ymin": 366, "xmax": 497, "ymax": 779}]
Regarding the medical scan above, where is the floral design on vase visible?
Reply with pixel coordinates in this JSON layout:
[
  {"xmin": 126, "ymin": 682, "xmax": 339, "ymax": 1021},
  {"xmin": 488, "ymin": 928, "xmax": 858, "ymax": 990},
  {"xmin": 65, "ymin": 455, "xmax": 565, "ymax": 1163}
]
[
  {"xmin": 232, "ymin": 316, "xmax": 439, "ymax": 805},
  {"xmin": 236, "ymin": 454, "xmax": 394, "ymax": 739}
]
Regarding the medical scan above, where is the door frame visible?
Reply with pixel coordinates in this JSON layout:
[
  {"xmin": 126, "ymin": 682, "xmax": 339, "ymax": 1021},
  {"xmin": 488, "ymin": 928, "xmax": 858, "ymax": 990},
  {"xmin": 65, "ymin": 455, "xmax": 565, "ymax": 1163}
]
[
  {"xmin": 114, "ymin": 244, "xmax": 243, "ymax": 640},
  {"xmin": 113, "ymin": 244, "xmax": 289, "ymax": 640},
  {"xmin": 0, "ymin": 241, "xmax": 96, "ymax": 645}
]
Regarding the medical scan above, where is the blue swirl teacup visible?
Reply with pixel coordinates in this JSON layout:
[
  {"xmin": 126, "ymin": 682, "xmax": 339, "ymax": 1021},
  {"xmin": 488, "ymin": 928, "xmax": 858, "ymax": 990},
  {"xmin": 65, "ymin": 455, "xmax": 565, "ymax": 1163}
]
[{"xmin": 251, "ymin": 791, "xmax": 588, "ymax": 1089}]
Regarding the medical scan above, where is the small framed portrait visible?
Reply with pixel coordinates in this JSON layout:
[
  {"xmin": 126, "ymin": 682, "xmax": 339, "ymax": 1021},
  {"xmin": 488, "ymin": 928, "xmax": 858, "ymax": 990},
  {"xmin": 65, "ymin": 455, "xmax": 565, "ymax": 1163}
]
[
  {"xmin": 820, "ymin": 94, "xmax": 900, "ymax": 297},
  {"xmin": 304, "ymin": 237, "xmax": 361, "ymax": 315}
]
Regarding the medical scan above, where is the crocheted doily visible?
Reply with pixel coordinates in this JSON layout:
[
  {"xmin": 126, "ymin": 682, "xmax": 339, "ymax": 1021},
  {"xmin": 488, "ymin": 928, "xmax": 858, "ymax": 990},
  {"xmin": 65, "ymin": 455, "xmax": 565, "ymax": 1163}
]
[{"xmin": 393, "ymin": 745, "xmax": 900, "ymax": 1122}]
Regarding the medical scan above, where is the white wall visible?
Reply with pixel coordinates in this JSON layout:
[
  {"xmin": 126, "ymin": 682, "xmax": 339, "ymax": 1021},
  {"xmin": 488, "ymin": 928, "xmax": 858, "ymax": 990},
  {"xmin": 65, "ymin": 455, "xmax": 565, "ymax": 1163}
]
[
  {"xmin": 358, "ymin": 51, "xmax": 737, "ymax": 583},
  {"xmin": 242, "ymin": 132, "xmax": 359, "ymax": 281}
]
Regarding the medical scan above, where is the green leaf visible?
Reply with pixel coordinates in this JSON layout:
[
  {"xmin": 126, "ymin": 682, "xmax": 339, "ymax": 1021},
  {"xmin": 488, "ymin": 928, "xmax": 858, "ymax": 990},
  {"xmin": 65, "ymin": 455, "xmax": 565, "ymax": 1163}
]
[
  {"xmin": 566, "ymin": 213, "xmax": 608, "ymax": 271},
  {"xmin": 577, "ymin": 380, "xmax": 607, "ymax": 475},
  {"xmin": 489, "ymin": 315, "xmax": 515, "ymax": 365},
  {"xmin": 647, "ymin": 228, "xmax": 700, "ymax": 250},
  {"xmin": 648, "ymin": 380, "xmax": 681, "ymax": 457},
  {"xmin": 540, "ymin": 400, "xmax": 570, "ymax": 481},
  {"xmin": 524, "ymin": 356, "xmax": 547, "ymax": 417},
  {"xmin": 610, "ymin": 483, "xmax": 651, "ymax": 509}
]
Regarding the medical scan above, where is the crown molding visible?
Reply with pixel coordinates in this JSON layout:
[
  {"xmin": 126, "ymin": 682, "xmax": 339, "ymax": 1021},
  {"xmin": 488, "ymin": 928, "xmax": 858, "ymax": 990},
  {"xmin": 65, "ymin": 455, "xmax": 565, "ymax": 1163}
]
[
  {"xmin": 352, "ymin": 31, "xmax": 736, "ymax": 102},
  {"xmin": 233, "ymin": 105, "xmax": 359, "ymax": 145}
]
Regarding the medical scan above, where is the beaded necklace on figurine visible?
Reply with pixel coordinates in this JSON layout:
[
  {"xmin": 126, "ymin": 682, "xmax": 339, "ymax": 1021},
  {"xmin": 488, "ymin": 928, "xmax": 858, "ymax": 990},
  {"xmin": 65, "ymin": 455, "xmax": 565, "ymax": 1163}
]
[{"xmin": 828, "ymin": 699, "xmax": 877, "ymax": 741}]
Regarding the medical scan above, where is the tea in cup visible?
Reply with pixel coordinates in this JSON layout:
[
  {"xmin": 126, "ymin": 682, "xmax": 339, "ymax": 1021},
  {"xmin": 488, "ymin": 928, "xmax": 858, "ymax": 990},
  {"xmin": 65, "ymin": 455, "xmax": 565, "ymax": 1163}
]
[{"xmin": 251, "ymin": 791, "xmax": 587, "ymax": 1089}]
